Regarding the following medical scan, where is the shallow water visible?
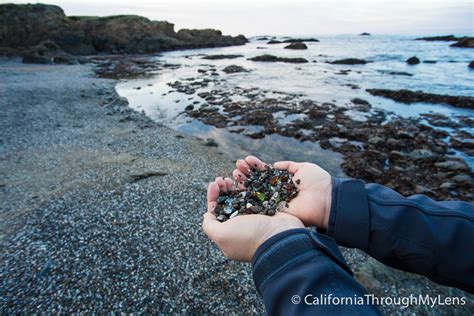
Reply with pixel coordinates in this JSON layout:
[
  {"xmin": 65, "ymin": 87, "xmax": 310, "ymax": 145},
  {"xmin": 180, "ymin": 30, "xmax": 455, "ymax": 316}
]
[{"xmin": 116, "ymin": 35, "xmax": 473, "ymax": 172}]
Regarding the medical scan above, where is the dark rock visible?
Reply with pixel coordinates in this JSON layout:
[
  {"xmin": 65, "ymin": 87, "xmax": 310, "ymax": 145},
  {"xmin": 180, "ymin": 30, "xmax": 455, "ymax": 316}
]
[
  {"xmin": 267, "ymin": 40, "xmax": 282, "ymax": 44},
  {"xmin": 379, "ymin": 70, "xmax": 413, "ymax": 76},
  {"xmin": 0, "ymin": 3, "xmax": 248, "ymax": 56},
  {"xmin": 434, "ymin": 160, "xmax": 469, "ymax": 171},
  {"xmin": 359, "ymin": 32, "xmax": 371, "ymax": 36},
  {"xmin": 202, "ymin": 54, "xmax": 243, "ymax": 60},
  {"xmin": 185, "ymin": 105, "xmax": 194, "ymax": 111},
  {"xmin": 423, "ymin": 60, "xmax": 437, "ymax": 64},
  {"xmin": 204, "ymin": 138, "xmax": 218, "ymax": 147},
  {"xmin": 22, "ymin": 55, "xmax": 53, "ymax": 64},
  {"xmin": 248, "ymin": 54, "xmax": 308, "ymax": 63},
  {"xmin": 222, "ymin": 65, "xmax": 249, "ymax": 74},
  {"xmin": 469, "ymin": 61, "xmax": 474, "ymax": 69},
  {"xmin": 415, "ymin": 35, "xmax": 461, "ymax": 41},
  {"xmin": 450, "ymin": 37, "xmax": 474, "ymax": 48},
  {"xmin": 284, "ymin": 42, "xmax": 307, "ymax": 50},
  {"xmin": 329, "ymin": 58, "xmax": 367, "ymax": 65},
  {"xmin": 129, "ymin": 170, "xmax": 168, "ymax": 182},
  {"xmin": 406, "ymin": 56, "xmax": 420, "ymax": 65},
  {"xmin": 366, "ymin": 88, "xmax": 474, "ymax": 109},
  {"xmin": 282, "ymin": 38, "xmax": 319, "ymax": 43},
  {"xmin": 351, "ymin": 98, "xmax": 370, "ymax": 106}
]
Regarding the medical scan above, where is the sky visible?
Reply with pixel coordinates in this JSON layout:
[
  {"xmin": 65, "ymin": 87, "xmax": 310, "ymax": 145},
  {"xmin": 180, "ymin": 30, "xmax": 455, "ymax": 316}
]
[{"xmin": 3, "ymin": 0, "xmax": 473, "ymax": 36}]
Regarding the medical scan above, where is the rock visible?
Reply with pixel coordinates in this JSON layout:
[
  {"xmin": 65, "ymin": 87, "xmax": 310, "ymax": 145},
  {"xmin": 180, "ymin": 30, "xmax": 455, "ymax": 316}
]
[
  {"xmin": 248, "ymin": 54, "xmax": 308, "ymax": 63},
  {"xmin": 409, "ymin": 149, "xmax": 437, "ymax": 161},
  {"xmin": 366, "ymin": 88, "xmax": 474, "ymax": 110},
  {"xmin": 0, "ymin": 3, "xmax": 248, "ymax": 56},
  {"xmin": 368, "ymin": 136, "xmax": 384, "ymax": 145},
  {"xmin": 452, "ymin": 174, "xmax": 472, "ymax": 184},
  {"xmin": 222, "ymin": 65, "xmax": 249, "ymax": 74},
  {"xmin": 53, "ymin": 55, "xmax": 78, "ymax": 64},
  {"xmin": 128, "ymin": 170, "xmax": 168, "ymax": 182},
  {"xmin": 351, "ymin": 98, "xmax": 370, "ymax": 105},
  {"xmin": 469, "ymin": 61, "xmax": 474, "ymax": 69},
  {"xmin": 435, "ymin": 160, "xmax": 469, "ymax": 171},
  {"xmin": 423, "ymin": 60, "xmax": 437, "ymax": 64},
  {"xmin": 450, "ymin": 37, "xmax": 474, "ymax": 48},
  {"xmin": 440, "ymin": 182, "xmax": 455, "ymax": 190},
  {"xmin": 328, "ymin": 137, "xmax": 348, "ymax": 149},
  {"xmin": 282, "ymin": 38, "xmax": 319, "ymax": 43},
  {"xmin": 22, "ymin": 55, "xmax": 53, "ymax": 64},
  {"xmin": 359, "ymin": 32, "xmax": 371, "ymax": 36},
  {"xmin": 329, "ymin": 58, "xmax": 367, "ymax": 65},
  {"xmin": 415, "ymin": 185, "xmax": 435, "ymax": 194},
  {"xmin": 406, "ymin": 56, "xmax": 420, "ymax": 65},
  {"xmin": 184, "ymin": 105, "xmax": 194, "ymax": 111},
  {"xmin": 284, "ymin": 42, "xmax": 307, "ymax": 50},
  {"xmin": 202, "ymin": 54, "xmax": 243, "ymax": 60},
  {"xmin": 204, "ymin": 138, "xmax": 218, "ymax": 147},
  {"xmin": 415, "ymin": 35, "xmax": 461, "ymax": 41},
  {"xmin": 267, "ymin": 40, "xmax": 282, "ymax": 44}
]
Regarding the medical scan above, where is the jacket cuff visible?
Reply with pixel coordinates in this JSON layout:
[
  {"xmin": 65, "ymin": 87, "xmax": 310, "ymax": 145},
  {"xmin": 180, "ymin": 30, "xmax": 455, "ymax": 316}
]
[
  {"xmin": 326, "ymin": 177, "xmax": 370, "ymax": 250},
  {"xmin": 252, "ymin": 228, "xmax": 351, "ymax": 294}
]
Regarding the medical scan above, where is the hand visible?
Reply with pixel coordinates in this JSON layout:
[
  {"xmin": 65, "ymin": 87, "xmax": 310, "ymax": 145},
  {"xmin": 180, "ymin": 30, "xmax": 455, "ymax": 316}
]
[
  {"xmin": 202, "ymin": 177, "xmax": 304, "ymax": 262},
  {"xmin": 233, "ymin": 156, "xmax": 332, "ymax": 229}
]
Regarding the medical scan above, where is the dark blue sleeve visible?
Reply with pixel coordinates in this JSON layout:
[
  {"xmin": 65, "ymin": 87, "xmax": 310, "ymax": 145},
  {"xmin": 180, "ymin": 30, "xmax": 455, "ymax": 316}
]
[
  {"xmin": 252, "ymin": 228, "xmax": 381, "ymax": 315},
  {"xmin": 326, "ymin": 177, "xmax": 474, "ymax": 293}
]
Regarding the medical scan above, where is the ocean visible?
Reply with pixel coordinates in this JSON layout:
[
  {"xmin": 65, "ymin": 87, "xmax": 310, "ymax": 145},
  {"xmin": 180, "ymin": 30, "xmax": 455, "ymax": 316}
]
[{"xmin": 116, "ymin": 35, "xmax": 473, "ymax": 174}]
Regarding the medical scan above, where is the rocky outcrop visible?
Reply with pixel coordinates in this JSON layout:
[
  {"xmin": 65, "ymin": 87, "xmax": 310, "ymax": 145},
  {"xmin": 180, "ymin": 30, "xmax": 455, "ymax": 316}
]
[
  {"xmin": 202, "ymin": 54, "xmax": 243, "ymax": 60},
  {"xmin": 359, "ymin": 32, "xmax": 371, "ymax": 36},
  {"xmin": 281, "ymin": 38, "xmax": 319, "ymax": 43},
  {"xmin": 222, "ymin": 65, "xmax": 249, "ymax": 74},
  {"xmin": 415, "ymin": 35, "xmax": 461, "ymax": 41},
  {"xmin": 284, "ymin": 42, "xmax": 307, "ymax": 50},
  {"xmin": 248, "ymin": 54, "xmax": 308, "ymax": 63},
  {"xmin": 329, "ymin": 58, "xmax": 367, "ymax": 65},
  {"xmin": 0, "ymin": 3, "xmax": 247, "ymax": 56},
  {"xmin": 469, "ymin": 61, "xmax": 474, "ymax": 69},
  {"xmin": 406, "ymin": 56, "xmax": 420, "ymax": 65},
  {"xmin": 450, "ymin": 37, "xmax": 474, "ymax": 48},
  {"xmin": 366, "ymin": 89, "xmax": 474, "ymax": 109}
]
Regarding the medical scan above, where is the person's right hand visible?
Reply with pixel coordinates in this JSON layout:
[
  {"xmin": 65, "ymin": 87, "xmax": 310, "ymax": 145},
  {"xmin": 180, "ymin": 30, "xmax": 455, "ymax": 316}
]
[{"xmin": 233, "ymin": 156, "xmax": 332, "ymax": 229}]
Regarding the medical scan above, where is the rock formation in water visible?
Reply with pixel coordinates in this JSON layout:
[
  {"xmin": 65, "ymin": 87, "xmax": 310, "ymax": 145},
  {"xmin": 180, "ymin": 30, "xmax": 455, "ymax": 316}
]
[{"xmin": 0, "ymin": 3, "xmax": 248, "ymax": 58}]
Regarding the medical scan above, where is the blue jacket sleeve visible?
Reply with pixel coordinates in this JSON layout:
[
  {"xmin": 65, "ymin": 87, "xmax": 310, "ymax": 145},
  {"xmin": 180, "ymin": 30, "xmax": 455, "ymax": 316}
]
[
  {"xmin": 326, "ymin": 177, "xmax": 474, "ymax": 293},
  {"xmin": 252, "ymin": 228, "xmax": 381, "ymax": 315}
]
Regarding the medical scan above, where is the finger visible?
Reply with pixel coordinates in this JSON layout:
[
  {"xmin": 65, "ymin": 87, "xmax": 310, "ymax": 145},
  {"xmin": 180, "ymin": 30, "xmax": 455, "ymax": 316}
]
[
  {"xmin": 244, "ymin": 155, "xmax": 267, "ymax": 171},
  {"xmin": 202, "ymin": 212, "xmax": 223, "ymax": 241},
  {"xmin": 224, "ymin": 178, "xmax": 233, "ymax": 191},
  {"xmin": 236, "ymin": 159, "xmax": 251, "ymax": 176},
  {"xmin": 215, "ymin": 177, "xmax": 227, "ymax": 192},
  {"xmin": 232, "ymin": 169, "xmax": 247, "ymax": 182},
  {"xmin": 207, "ymin": 182, "xmax": 220, "ymax": 213},
  {"xmin": 274, "ymin": 161, "xmax": 300, "ymax": 174}
]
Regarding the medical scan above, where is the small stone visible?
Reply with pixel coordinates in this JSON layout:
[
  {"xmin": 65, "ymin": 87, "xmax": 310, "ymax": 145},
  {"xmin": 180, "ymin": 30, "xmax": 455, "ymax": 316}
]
[
  {"xmin": 295, "ymin": 179, "xmax": 301, "ymax": 185},
  {"xmin": 224, "ymin": 206, "xmax": 233, "ymax": 215},
  {"xmin": 246, "ymin": 202, "xmax": 252, "ymax": 209},
  {"xmin": 230, "ymin": 211, "xmax": 239, "ymax": 219},
  {"xmin": 250, "ymin": 205, "xmax": 262, "ymax": 214},
  {"xmin": 217, "ymin": 215, "xmax": 226, "ymax": 222},
  {"xmin": 262, "ymin": 201, "xmax": 269, "ymax": 208},
  {"xmin": 267, "ymin": 209, "xmax": 276, "ymax": 216}
]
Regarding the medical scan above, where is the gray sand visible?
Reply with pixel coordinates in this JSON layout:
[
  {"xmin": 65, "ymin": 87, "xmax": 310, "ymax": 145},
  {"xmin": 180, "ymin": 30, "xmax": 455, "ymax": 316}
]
[{"xmin": 0, "ymin": 59, "xmax": 263, "ymax": 313}]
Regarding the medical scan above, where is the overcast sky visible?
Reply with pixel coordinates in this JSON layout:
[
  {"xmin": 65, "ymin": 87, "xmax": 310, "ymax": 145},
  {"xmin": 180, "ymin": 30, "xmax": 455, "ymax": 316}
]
[{"xmin": 4, "ymin": 0, "xmax": 473, "ymax": 36}]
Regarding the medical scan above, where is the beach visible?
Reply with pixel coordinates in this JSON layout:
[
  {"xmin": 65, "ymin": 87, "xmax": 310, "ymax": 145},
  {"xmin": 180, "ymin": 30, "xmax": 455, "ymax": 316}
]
[{"xmin": 1, "ymin": 58, "xmax": 473, "ymax": 314}]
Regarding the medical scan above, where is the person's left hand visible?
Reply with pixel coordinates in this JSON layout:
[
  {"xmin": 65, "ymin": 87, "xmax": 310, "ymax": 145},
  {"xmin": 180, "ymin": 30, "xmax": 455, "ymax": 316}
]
[{"xmin": 202, "ymin": 177, "xmax": 304, "ymax": 262}]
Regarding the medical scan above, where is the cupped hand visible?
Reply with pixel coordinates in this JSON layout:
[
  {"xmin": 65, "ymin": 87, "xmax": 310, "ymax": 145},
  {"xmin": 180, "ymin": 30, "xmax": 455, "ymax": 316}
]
[
  {"xmin": 202, "ymin": 177, "xmax": 304, "ymax": 262},
  {"xmin": 233, "ymin": 156, "xmax": 332, "ymax": 229}
]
